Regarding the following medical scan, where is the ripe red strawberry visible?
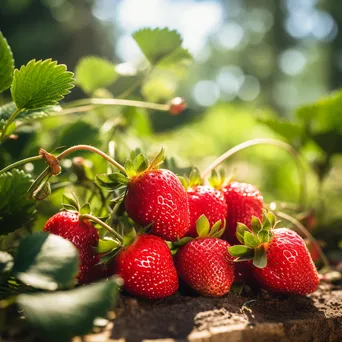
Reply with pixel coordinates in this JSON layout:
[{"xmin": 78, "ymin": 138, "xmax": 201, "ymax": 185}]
[
  {"xmin": 44, "ymin": 211, "xmax": 106, "ymax": 284},
  {"xmin": 222, "ymin": 182, "xmax": 263, "ymax": 244},
  {"xmin": 229, "ymin": 211, "xmax": 319, "ymax": 295},
  {"xmin": 252, "ymin": 228, "xmax": 319, "ymax": 295},
  {"xmin": 175, "ymin": 237, "xmax": 234, "ymax": 296},
  {"xmin": 113, "ymin": 234, "xmax": 178, "ymax": 299},
  {"xmin": 187, "ymin": 185, "xmax": 228, "ymax": 237},
  {"xmin": 125, "ymin": 168, "xmax": 190, "ymax": 241}
]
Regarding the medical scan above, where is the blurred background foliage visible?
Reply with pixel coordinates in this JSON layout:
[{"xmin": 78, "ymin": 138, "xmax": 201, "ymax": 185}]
[{"xmin": 0, "ymin": 0, "xmax": 342, "ymax": 263}]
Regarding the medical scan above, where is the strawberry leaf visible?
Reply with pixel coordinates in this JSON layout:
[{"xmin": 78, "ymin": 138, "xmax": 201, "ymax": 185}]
[
  {"xmin": 133, "ymin": 28, "xmax": 191, "ymax": 66},
  {"xmin": 196, "ymin": 214, "xmax": 210, "ymax": 237},
  {"xmin": 228, "ymin": 245, "xmax": 253, "ymax": 258},
  {"xmin": 80, "ymin": 203, "xmax": 91, "ymax": 215},
  {"xmin": 244, "ymin": 231, "xmax": 260, "ymax": 248},
  {"xmin": 62, "ymin": 193, "xmax": 79, "ymax": 212},
  {"xmin": 0, "ymin": 169, "xmax": 36, "ymax": 235},
  {"xmin": 0, "ymin": 102, "xmax": 61, "ymax": 123},
  {"xmin": 0, "ymin": 31, "xmax": 14, "ymax": 93},
  {"xmin": 124, "ymin": 160, "xmax": 136, "ymax": 178},
  {"xmin": 133, "ymin": 154, "xmax": 148, "ymax": 173},
  {"xmin": 148, "ymin": 147, "xmax": 165, "ymax": 170},
  {"xmin": 253, "ymin": 245, "xmax": 267, "ymax": 269},
  {"xmin": 189, "ymin": 167, "xmax": 202, "ymax": 187},
  {"xmin": 251, "ymin": 216, "xmax": 262, "ymax": 234},
  {"xmin": 13, "ymin": 233, "xmax": 79, "ymax": 290},
  {"xmin": 17, "ymin": 277, "xmax": 121, "ymax": 342},
  {"xmin": 11, "ymin": 59, "xmax": 74, "ymax": 110},
  {"xmin": 236, "ymin": 223, "xmax": 249, "ymax": 244},
  {"xmin": 96, "ymin": 238, "xmax": 121, "ymax": 254},
  {"xmin": 75, "ymin": 56, "xmax": 117, "ymax": 94},
  {"xmin": 96, "ymin": 172, "xmax": 129, "ymax": 189}
]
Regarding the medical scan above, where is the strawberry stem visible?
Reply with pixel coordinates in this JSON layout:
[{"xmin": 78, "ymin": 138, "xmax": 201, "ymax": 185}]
[
  {"xmin": 202, "ymin": 138, "xmax": 307, "ymax": 209},
  {"xmin": 274, "ymin": 210, "xmax": 330, "ymax": 270},
  {"xmin": 63, "ymin": 98, "xmax": 170, "ymax": 112},
  {"xmin": 27, "ymin": 144, "xmax": 126, "ymax": 199},
  {"xmin": 0, "ymin": 155, "xmax": 43, "ymax": 174},
  {"xmin": 79, "ymin": 213, "xmax": 124, "ymax": 243}
]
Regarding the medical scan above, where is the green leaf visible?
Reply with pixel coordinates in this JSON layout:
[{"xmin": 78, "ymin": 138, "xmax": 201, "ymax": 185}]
[
  {"xmin": 196, "ymin": 215, "xmax": 210, "ymax": 237},
  {"xmin": 258, "ymin": 116, "xmax": 305, "ymax": 146},
  {"xmin": 178, "ymin": 176, "xmax": 189, "ymax": 189},
  {"xmin": 0, "ymin": 251, "xmax": 14, "ymax": 274},
  {"xmin": 62, "ymin": 193, "xmax": 79, "ymax": 211},
  {"xmin": 0, "ymin": 169, "xmax": 36, "ymax": 235},
  {"xmin": 236, "ymin": 223, "xmax": 250, "ymax": 244},
  {"xmin": 13, "ymin": 232, "xmax": 79, "ymax": 290},
  {"xmin": 124, "ymin": 160, "xmax": 136, "ymax": 178},
  {"xmin": 148, "ymin": 147, "xmax": 165, "ymax": 169},
  {"xmin": 210, "ymin": 220, "xmax": 223, "ymax": 236},
  {"xmin": 0, "ymin": 102, "xmax": 61, "ymax": 123},
  {"xmin": 133, "ymin": 154, "xmax": 148, "ymax": 173},
  {"xmin": 267, "ymin": 212, "xmax": 276, "ymax": 227},
  {"xmin": 189, "ymin": 167, "xmax": 202, "ymax": 187},
  {"xmin": 11, "ymin": 59, "xmax": 74, "ymax": 110},
  {"xmin": 17, "ymin": 277, "xmax": 121, "ymax": 342},
  {"xmin": 251, "ymin": 216, "xmax": 262, "ymax": 234},
  {"xmin": 174, "ymin": 236, "xmax": 193, "ymax": 247},
  {"xmin": 96, "ymin": 238, "xmax": 121, "ymax": 254},
  {"xmin": 123, "ymin": 227, "xmax": 136, "ymax": 247},
  {"xmin": 0, "ymin": 31, "xmax": 14, "ymax": 93},
  {"xmin": 253, "ymin": 245, "xmax": 267, "ymax": 269},
  {"xmin": 75, "ymin": 56, "xmax": 117, "ymax": 94},
  {"xmin": 133, "ymin": 28, "xmax": 190, "ymax": 65},
  {"xmin": 95, "ymin": 173, "xmax": 128, "ymax": 189},
  {"xmin": 244, "ymin": 231, "xmax": 260, "ymax": 248},
  {"xmin": 80, "ymin": 203, "xmax": 91, "ymax": 215},
  {"xmin": 312, "ymin": 131, "xmax": 342, "ymax": 156},
  {"xmin": 228, "ymin": 245, "xmax": 254, "ymax": 258},
  {"xmin": 258, "ymin": 229, "xmax": 270, "ymax": 243}
]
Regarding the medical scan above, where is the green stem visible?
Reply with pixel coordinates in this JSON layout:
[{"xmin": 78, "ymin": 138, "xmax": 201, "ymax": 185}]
[
  {"xmin": 202, "ymin": 138, "xmax": 307, "ymax": 210},
  {"xmin": 0, "ymin": 108, "xmax": 23, "ymax": 142},
  {"xmin": 274, "ymin": 210, "xmax": 330, "ymax": 270},
  {"xmin": 0, "ymin": 155, "xmax": 42, "ymax": 174},
  {"xmin": 63, "ymin": 98, "xmax": 169, "ymax": 111},
  {"xmin": 79, "ymin": 213, "xmax": 123, "ymax": 243},
  {"xmin": 28, "ymin": 144, "xmax": 126, "ymax": 198}
]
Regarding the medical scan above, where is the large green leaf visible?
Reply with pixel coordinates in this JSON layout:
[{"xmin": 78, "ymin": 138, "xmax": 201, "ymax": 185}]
[
  {"xmin": 257, "ymin": 116, "xmax": 305, "ymax": 146},
  {"xmin": 11, "ymin": 59, "xmax": 74, "ymax": 110},
  {"xmin": 311, "ymin": 131, "xmax": 342, "ymax": 156},
  {"xmin": 13, "ymin": 233, "xmax": 79, "ymax": 290},
  {"xmin": 0, "ymin": 169, "xmax": 36, "ymax": 235},
  {"xmin": 133, "ymin": 28, "xmax": 192, "ymax": 65},
  {"xmin": 75, "ymin": 56, "xmax": 118, "ymax": 94},
  {"xmin": 0, "ymin": 31, "xmax": 14, "ymax": 93},
  {"xmin": 18, "ymin": 277, "xmax": 121, "ymax": 342},
  {"xmin": 296, "ymin": 90, "xmax": 342, "ymax": 134},
  {"xmin": 0, "ymin": 102, "xmax": 61, "ymax": 122}
]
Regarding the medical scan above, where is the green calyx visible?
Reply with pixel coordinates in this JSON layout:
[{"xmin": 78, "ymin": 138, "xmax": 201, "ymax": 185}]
[
  {"xmin": 208, "ymin": 168, "xmax": 232, "ymax": 189},
  {"xmin": 95, "ymin": 147, "xmax": 165, "ymax": 189},
  {"xmin": 167, "ymin": 214, "xmax": 226, "ymax": 255},
  {"xmin": 228, "ymin": 210, "xmax": 279, "ymax": 269},
  {"xmin": 178, "ymin": 167, "xmax": 202, "ymax": 189},
  {"xmin": 61, "ymin": 192, "xmax": 90, "ymax": 214}
]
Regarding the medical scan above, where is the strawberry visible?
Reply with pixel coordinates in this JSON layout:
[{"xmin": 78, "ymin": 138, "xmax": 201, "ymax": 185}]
[
  {"xmin": 179, "ymin": 168, "xmax": 228, "ymax": 237},
  {"xmin": 174, "ymin": 215, "xmax": 234, "ymax": 297},
  {"xmin": 44, "ymin": 210, "xmax": 106, "ymax": 284},
  {"xmin": 113, "ymin": 234, "xmax": 178, "ymax": 299},
  {"xmin": 122, "ymin": 149, "xmax": 190, "ymax": 241},
  {"xmin": 222, "ymin": 181, "xmax": 263, "ymax": 245},
  {"xmin": 229, "ymin": 211, "xmax": 319, "ymax": 295}
]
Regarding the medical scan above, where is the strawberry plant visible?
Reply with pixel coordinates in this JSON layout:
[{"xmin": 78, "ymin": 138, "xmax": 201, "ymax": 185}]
[{"xmin": 0, "ymin": 22, "xmax": 339, "ymax": 342}]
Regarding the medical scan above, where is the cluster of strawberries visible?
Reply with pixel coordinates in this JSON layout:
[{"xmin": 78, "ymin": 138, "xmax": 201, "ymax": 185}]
[{"xmin": 43, "ymin": 152, "xmax": 320, "ymax": 300}]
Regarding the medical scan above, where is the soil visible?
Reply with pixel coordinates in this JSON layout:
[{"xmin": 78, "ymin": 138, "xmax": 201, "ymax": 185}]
[{"xmin": 86, "ymin": 284, "xmax": 342, "ymax": 342}]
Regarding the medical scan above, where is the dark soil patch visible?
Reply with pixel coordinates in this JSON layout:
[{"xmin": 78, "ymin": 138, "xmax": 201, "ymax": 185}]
[{"xmin": 107, "ymin": 284, "xmax": 342, "ymax": 342}]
